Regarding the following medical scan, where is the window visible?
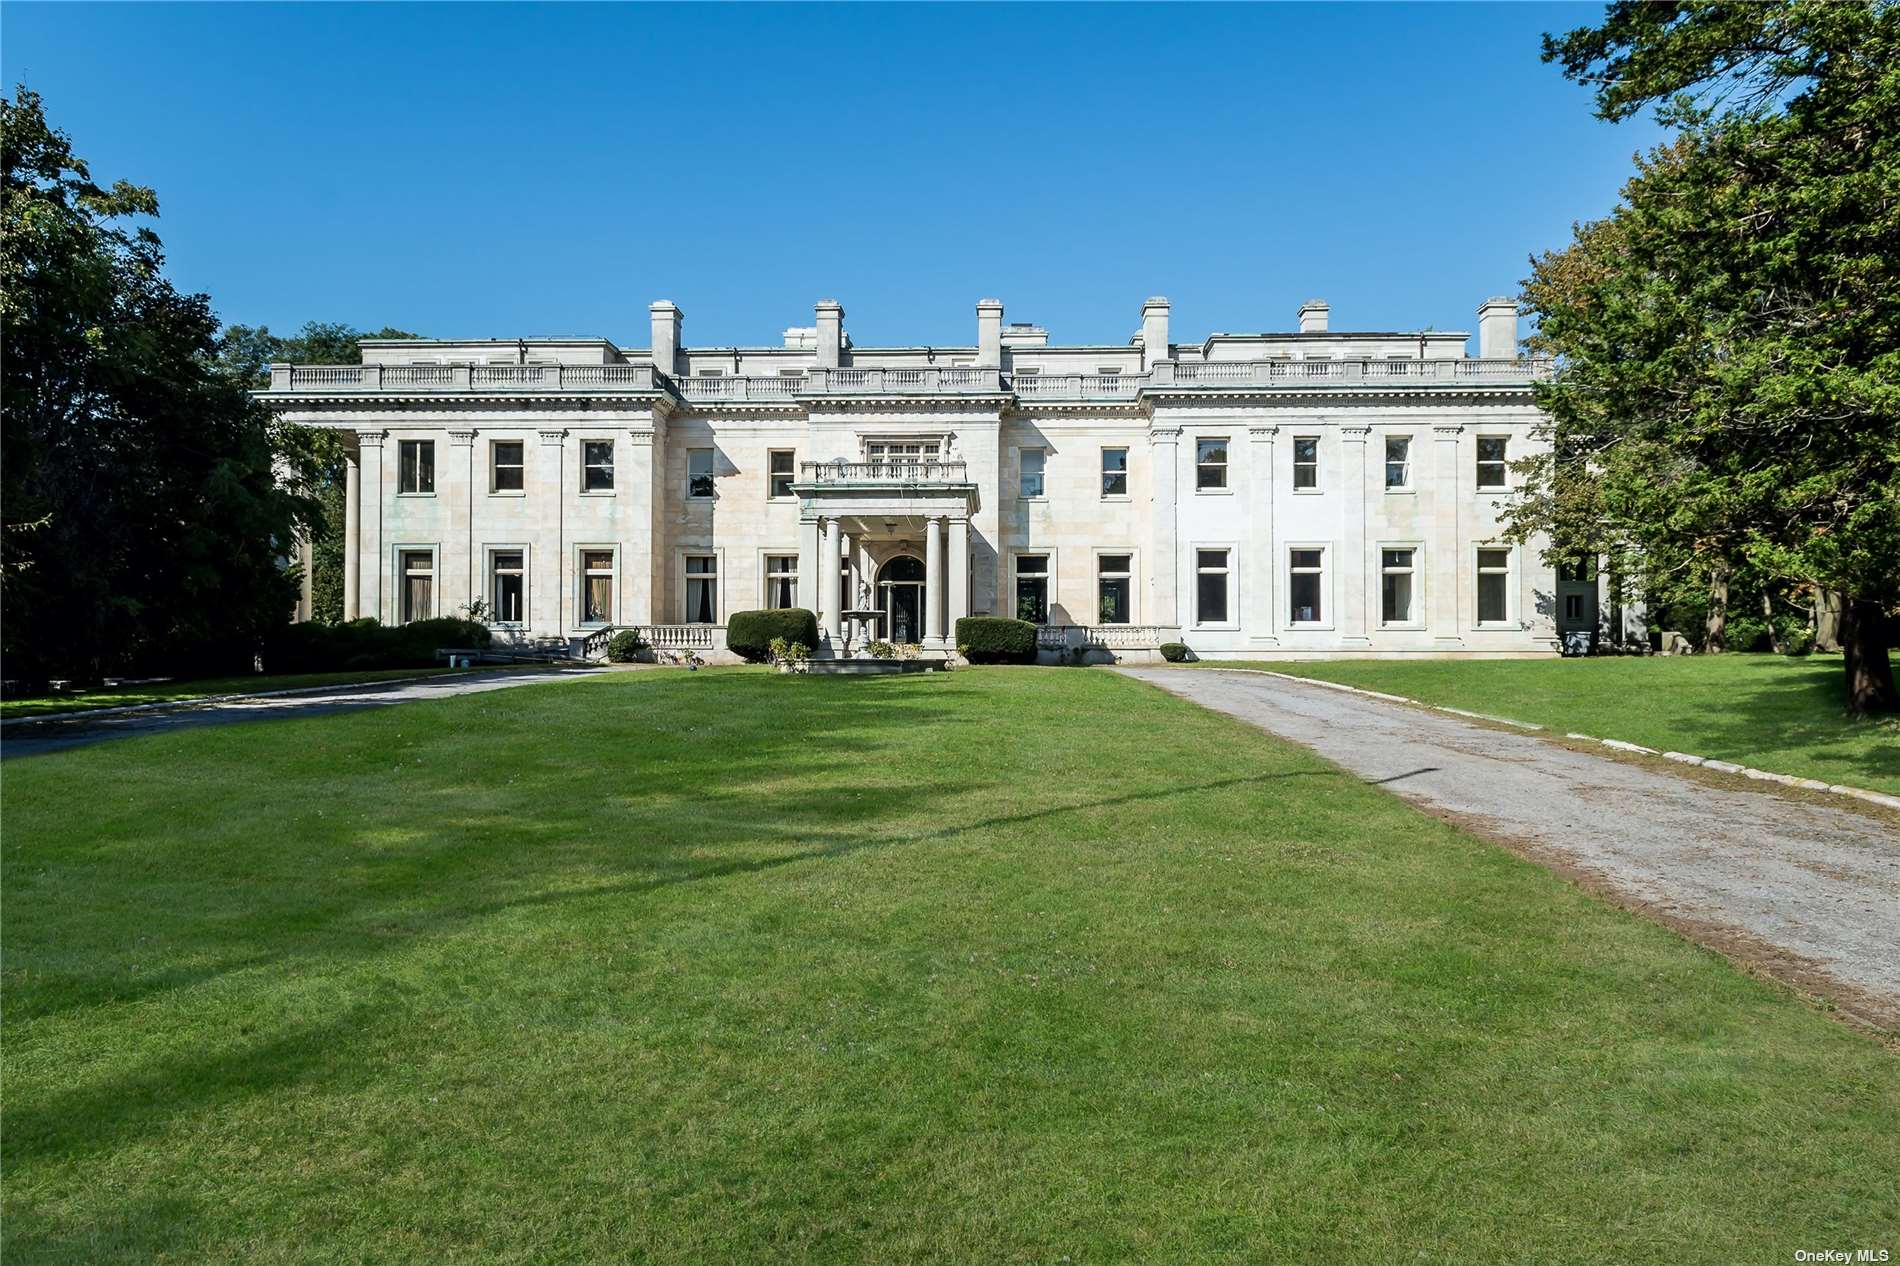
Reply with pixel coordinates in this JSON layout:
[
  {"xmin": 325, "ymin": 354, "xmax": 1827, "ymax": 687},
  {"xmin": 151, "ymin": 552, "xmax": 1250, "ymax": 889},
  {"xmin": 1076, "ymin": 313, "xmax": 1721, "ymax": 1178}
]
[
  {"xmin": 490, "ymin": 440, "xmax": 524, "ymax": 493},
  {"xmin": 1380, "ymin": 549, "xmax": 1416, "ymax": 625},
  {"xmin": 1098, "ymin": 554, "xmax": 1131, "ymax": 624},
  {"xmin": 696, "ymin": 368, "xmax": 724, "ymax": 377},
  {"xmin": 1196, "ymin": 439, "xmax": 1229, "ymax": 490},
  {"xmin": 1558, "ymin": 559, "xmax": 1596, "ymax": 582},
  {"xmin": 1015, "ymin": 554, "xmax": 1049, "ymax": 623},
  {"xmin": 1293, "ymin": 436, "xmax": 1319, "ymax": 490},
  {"xmin": 765, "ymin": 555, "xmax": 798, "ymax": 609},
  {"xmin": 687, "ymin": 448, "xmax": 715, "ymax": 498},
  {"xmin": 1477, "ymin": 548, "xmax": 1511, "ymax": 623},
  {"xmin": 1097, "ymin": 366, "xmax": 1122, "ymax": 377},
  {"xmin": 400, "ymin": 550, "xmax": 434, "ymax": 623},
  {"xmin": 865, "ymin": 439, "xmax": 941, "ymax": 464},
  {"xmin": 399, "ymin": 440, "xmax": 435, "ymax": 494},
  {"xmin": 1384, "ymin": 436, "xmax": 1411, "ymax": 489},
  {"xmin": 1019, "ymin": 448, "xmax": 1046, "ymax": 499},
  {"xmin": 1565, "ymin": 593, "xmax": 1585, "ymax": 621},
  {"xmin": 582, "ymin": 441, "xmax": 614, "ymax": 492},
  {"xmin": 1476, "ymin": 437, "xmax": 1508, "ymax": 489},
  {"xmin": 768, "ymin": 449, "xmax": 796, "ymax": 499},
  {"xmin": 1101, "ymin": 447, "xmax": 1128, "ymax": 497},
  {"xmin": 581, "ymin": 550, "xmax": 614, "ymax": 625},
  {"xmin": 1289, "ymin": 549, "xmax": 1324, "ymax": 623},
  {"xmin": 1196, "ymin": 549, "xmax": 1231, "ymax": 624},
  {"xmin": 490, "ymin": 550, "xmax": 525, "ymax": 624},
  {"xmin": 685, "ymin": 555, "xmax": 718, "ymax": 623}
]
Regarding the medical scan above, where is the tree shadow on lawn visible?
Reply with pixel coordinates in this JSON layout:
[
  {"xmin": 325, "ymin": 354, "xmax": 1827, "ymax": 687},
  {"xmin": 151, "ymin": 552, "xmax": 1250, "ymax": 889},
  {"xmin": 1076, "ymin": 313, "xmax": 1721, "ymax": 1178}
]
[{"xmin": 1656, "ymin": 658, "xmax": 1900, "ymax": 787}]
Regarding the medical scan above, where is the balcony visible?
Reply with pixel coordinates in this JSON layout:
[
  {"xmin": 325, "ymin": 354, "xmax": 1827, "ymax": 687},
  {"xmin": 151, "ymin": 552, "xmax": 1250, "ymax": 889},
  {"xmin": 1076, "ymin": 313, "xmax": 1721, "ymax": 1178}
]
[
  {"xmin": 797, "ymin": 459, "xmax": 971, "ymax": 486},
  {"xmin": 1152, "ymin": 357, "xmax": 1553, "ymax": 388},
  {"xmin": 269, "ymin": 363, "xmax": 668, "ymax": 393},
  {"xmin": 1012, "ymin": 373, "xmax": 1143, "ymax": 400}
]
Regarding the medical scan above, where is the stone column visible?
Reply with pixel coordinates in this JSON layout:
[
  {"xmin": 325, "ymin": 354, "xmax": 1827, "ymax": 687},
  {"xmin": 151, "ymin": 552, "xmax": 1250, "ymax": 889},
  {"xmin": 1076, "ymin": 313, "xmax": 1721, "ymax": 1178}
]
[
  {"xmin": 820, "ymin": 515, "xmax": 843, "ymax": 651},
  {"xmin": 1340, "ymin": 425, "xmax": 1371, "ymax": 645},
  {"xmin": 357, "ymin": 430, "xmax": 385, "ymax": 621},
  {"xmin": 1246, "ymin": 426, "xmax": 1278, "ymax": 644},
  {"xmin": 447, "ymin": 428, "xmax": 475, "ymax": 618},
  {"xmin": 1431, "ymin": 425, "xmax": 1464, "ymax": 645},
  {"xmin": 949, "ymin": 516, "xmax": 971, "ymax": 635},
  {"xmin": 925, "ymin": 515, "xmax": 946, "ymax": 645},
  {"xmin": 1149, "ymin": 426, "xmax": 1181, "ymax": 630},
  {"xmin": 343, "ymin": 447, "xmax": 361, "ymax": 620}
]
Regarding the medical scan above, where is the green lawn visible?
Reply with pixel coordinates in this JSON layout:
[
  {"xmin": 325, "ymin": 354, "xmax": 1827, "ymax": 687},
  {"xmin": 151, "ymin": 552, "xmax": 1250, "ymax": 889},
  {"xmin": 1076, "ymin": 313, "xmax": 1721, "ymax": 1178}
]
[
  {"xmin": 5, "ymin": 669, "xmax": 1895, "ymax": 1263},
  {"xmin": 0, "ymin": 667, "xmax": 472, "ymax": 720},
  {"xmin": 1197, "ymin": 653, "xmax": 1900, "ymax": 795}
]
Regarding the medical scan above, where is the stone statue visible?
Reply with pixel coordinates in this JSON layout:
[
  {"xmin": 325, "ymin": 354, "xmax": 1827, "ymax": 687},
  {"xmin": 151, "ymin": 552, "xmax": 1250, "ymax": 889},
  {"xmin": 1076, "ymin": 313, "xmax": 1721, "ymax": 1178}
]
[{"xmin": 857, "ymin": 579, "xmax": 873, "ymax": 610}]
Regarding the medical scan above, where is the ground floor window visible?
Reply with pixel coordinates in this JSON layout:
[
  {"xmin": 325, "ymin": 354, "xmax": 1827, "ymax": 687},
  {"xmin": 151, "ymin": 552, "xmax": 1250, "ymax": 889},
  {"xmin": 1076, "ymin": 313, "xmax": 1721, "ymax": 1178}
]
[
  {"xmin": 401, "ymin": 550, "xmax": 434, "ymax": 623},
  {"xmin": 765, "ymin": 554, "xmax": 797, "ymax": 609},
  {"xmin": 1015, "ymin": 554, "xmax": 1049, "ymax": 623},
  {"xmin": 491, "ymin": 550, "xmax": 525, "ymax": 623},
  {"xmin": 1380, "ymin": 548, "xmax": 1415, "ymax": 624},
  {"xmin": 1477, "ymin": 548, "xmax": 1511, "ymax": 624},
  {"xmin": 1289, "ymin": 548, "xmax": 1324, "ymax": 624},
  {"xmin": 686, "ymin": 554, "xmax": 718, "ymax": 623},
  {"xmin": 1195, "ymin": 549, "xmax": 1230, "ymax": 624},
  {"xmin": 1097, "ymin": 554, "xmax": 1131, "ymax": 624},
  {"xmin": 581, "ymin": 550, "xmax": 614, "ymax": 625}
]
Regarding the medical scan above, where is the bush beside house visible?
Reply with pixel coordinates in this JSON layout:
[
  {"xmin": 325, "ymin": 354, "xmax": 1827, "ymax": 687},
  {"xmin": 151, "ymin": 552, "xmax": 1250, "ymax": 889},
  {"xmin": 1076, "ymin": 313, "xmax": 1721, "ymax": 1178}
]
[
  {"xmin": 955, "ymin": 617, "xmax": 1036, "ymax": 664},
  {"xmin": 262, "ymin": 618, "xmax": 491, "ymax": 674},
  {"xmin": 727, "ymin": 609, "xmax": 820, "ymax": 663},
  {"xmin": 1159, "ymin": 642, "xmax": 1191, "ymax": 663},
  {"xmin": 606, "ymin": 630, "xmax": 649, "ymax": 663}
]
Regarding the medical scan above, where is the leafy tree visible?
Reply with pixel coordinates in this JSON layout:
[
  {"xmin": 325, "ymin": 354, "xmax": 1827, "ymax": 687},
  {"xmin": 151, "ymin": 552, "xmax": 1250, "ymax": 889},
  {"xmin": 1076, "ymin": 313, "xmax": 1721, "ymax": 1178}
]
[
  {"xmin": 2, "ymin": 86, "xmax": 332, "ymax": 686},
  {"xmin": 1511, "ymin": 2, "xmax": 1900, "ymax": 712}
]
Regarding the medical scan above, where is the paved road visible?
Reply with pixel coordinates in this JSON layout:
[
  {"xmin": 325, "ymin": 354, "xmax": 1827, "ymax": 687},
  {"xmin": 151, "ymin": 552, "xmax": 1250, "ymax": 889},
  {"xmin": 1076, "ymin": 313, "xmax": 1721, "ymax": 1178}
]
[
  {"xmin": 1119, "ymin": 666, "xmax": 1900, "ymax": 1029},
  {"xmin": 1, "ymin": 668, "xmax": 602, "ymax": 758}
]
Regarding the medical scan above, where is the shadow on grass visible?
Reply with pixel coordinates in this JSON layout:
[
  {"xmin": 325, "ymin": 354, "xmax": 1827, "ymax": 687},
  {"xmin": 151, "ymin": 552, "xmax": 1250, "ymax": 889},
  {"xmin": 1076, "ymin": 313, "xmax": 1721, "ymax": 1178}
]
[{"xmin": 1658, "ymin": 658, "xmax": 1900, "ymax": 786}]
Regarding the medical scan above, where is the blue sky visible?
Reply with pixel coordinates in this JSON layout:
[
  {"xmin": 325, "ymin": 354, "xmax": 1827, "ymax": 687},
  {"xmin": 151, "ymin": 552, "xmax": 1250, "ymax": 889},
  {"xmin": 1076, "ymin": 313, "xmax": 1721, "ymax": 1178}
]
[{"xmin": 3, "ymin": 2, "xmax": 1664, "ymax": 351}]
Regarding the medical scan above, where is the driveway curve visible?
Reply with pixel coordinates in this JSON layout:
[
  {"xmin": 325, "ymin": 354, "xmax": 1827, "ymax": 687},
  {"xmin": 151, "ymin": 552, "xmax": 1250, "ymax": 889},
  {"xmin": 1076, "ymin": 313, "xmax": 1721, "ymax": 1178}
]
[{"xmin": 1119, "ymin": 666, "xmax": 1900, "ymax": 1031}]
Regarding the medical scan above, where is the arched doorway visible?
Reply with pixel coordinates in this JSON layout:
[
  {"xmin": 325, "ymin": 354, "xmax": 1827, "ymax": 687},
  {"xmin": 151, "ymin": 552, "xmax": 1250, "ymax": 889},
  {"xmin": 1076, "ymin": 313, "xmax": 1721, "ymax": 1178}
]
[{"xmin": 877, "ymin": 555, "xmax": 926, "ymax": 644}]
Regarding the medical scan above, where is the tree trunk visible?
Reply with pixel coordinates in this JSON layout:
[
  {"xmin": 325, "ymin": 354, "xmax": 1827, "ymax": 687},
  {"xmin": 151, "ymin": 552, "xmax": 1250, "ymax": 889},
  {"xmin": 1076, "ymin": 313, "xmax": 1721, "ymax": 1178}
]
[
  {"xmin": 1841, "ymin": 598, "xmax": 1899, "ymax": 715},
  {"xmin": 1762, "ymin": 592, "xmax": 1784, "ymax": 654},
  {"xmin": 1813, "ymin": 588, "xmax": 1844, "ymax": 652},
  {"xmin": 1705, "ymin": 564, "xmax": 1729, "ymax": 653}
]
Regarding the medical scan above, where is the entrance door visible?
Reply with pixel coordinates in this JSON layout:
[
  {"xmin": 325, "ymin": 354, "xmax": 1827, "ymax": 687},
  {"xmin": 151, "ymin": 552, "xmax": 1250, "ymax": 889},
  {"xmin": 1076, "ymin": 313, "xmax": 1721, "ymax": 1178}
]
[{"xmin": 878, "ymin": 556, "xmax": 926, "ymax": 643}]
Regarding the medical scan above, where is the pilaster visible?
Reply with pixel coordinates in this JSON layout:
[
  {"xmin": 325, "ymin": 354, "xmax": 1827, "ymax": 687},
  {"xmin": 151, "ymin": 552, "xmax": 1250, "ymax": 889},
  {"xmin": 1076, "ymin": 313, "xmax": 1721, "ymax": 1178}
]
[
  {"xmin": 447, "ymin": 428, "xmax": 476, "ymax": 618},
  {"xmin": 356, "ymin": 430, "xmax": 385, "ymax": 621},
  {"xmin": 1246, "ymin": 425, "xmax": 1278, "ymax": 645},
  {"xmin": 1340, "ymin": 424, "xmax": 1372, "ymax": 646},
  {"xmin": 1431, "ymin": 425, "xmax": 1465, "ymax": 645},
  {"xmin": 625, "ymin": 424, "xmax": 658, "ymax": 624},
  {"xmin": 343, "ymin": 446, "xmax": 362, "ymax": 620},
  {"xmin": 1149, "ymin": 425, "xmax": 1181, "ymax": 628},
  {"xmin": 535, "ymin": 428, "xmax": 567, "ymax": 634}
]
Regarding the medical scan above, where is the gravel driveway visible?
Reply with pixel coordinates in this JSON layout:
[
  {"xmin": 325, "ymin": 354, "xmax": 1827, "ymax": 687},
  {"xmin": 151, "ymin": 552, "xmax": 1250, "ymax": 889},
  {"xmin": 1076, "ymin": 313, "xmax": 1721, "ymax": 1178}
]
[
  {"xmin": 1119, "ymin": 666, "xmax": 1900, "ymax": 1030},
  {"xmin": 1, "ymin": 667, "xmax": 602, "ymax": 758}
]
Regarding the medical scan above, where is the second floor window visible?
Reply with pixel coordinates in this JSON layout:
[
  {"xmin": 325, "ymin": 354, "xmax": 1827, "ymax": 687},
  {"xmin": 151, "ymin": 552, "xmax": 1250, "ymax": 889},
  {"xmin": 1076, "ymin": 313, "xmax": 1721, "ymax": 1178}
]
[
  {"xmin": 1101, "ymin": 447, "xmax": 1128, "ymax": 497},
  {"xmin": 687, "ymin": 448, "xmax": 715, "ymax": 498},
  {"xmin": 1385, "ymin": 436, "xmax": 1411, "ymax": 489},
  {"xmin": 1020, "ymin": 448, "xmax": 1046, "ymax": 499},
  {"xmin": 399, "ymin": 440, "xmax": 435, "ymax": 494},
  {"xmin": 1293, "ymin": 436, "xmax": 1319, "ymax": 490},
  {"xmin": 1015, "ymin": 554, "xmax": 1049, "ymax": 623},
  {"xmin": 582, "ymin": 441, "xmax": 614, "ymax": 492},
  {"xmin": 1196, "ymin": 439, "xmax": 1228, "ymax": 490},
  {"xmin": 1476, "ymin": 437, "xmax": 1508, "ymax": 489},
  {"xmin": 491, "ymin": 440, "xmax": 524, "ymax": 493},
  {"xmin": 768, "ymin": 449, "xmax": 796, "ymax": 499}
]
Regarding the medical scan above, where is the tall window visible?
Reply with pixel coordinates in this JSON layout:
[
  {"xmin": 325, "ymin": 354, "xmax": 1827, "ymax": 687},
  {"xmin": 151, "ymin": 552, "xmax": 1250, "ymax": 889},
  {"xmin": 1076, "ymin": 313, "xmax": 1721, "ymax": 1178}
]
[
  {"xmin": 765, "ymin": 555, "xmax": 797, "ymax": 609},
  {"xmin": 1019, "ymin": 448, "xmax": 1046, "ymax": 499},
  {"xmin": 1293, "ymin": 437, "xmax": 1319, "ymax": 489},
  {"xmin": 1380, "ymin": 549, "xmax": 1415, "ymax": 624},
  {"xmin": 1097, "ymin": 554, "xmax": 1131, "ymax": 625},
  {"xmin": 581, "ymin": 550, "xmax": 614, "ymax": 625},
  {"xmin": 685, "ymin": 555, "xmax": 718, "ymax": 623},
  {"xmin": 1195, "ymin": 549, "xmax": 1230, "ymax": 624},
  {"xmin": 1196, "ymin": 438, "xmax": 1228, "ymax": 490},
  {"xmin": 490, "ymin": 440, "xmax": 524, "ymax": 493},
  {"xmin": 866, "ymin": 439, "xmax": 940, "ymax": 466},
  {"xmin": 491, "ymin": 550, "xmax": 525, "ymax": 624},
  {"xmin": 687, "ymin": 448, "xmax": 715, "ymax": 498},
  {"xmin": 1384, "ymin": 436, "xmax": 1411, "ymax": 489},
  {"xmin": 582, "ymin": 441, "xmax": 615, "ymax": 492},
  {"xmin": 400, "ymin": 550, "xmax": 434, "ymax": 622},
  {"xmin": 399, "ymin": 440, "xmax": 435, "ymax": 494},
  {"xmin": 1477, "ymin": 548, "xmax": 1511, "ymax": 623},
  {"xmin": 1289, "ymin": 549, "xmax": 1324, "ymax": 623},
  {"xmin": 1015, "ymin": 554, "xmax": 1049, "ymax": 623},
  {"xmin": 768, "ymin": 449, "xmax": 796, "ymax": 499},
  {"xmin": 1101, "ymin": 447, "xmax": 1128, "ymax": 497},
  {"xmin": 1476, "ymin": 437, "xmax": 1508, "ymax": 489}
]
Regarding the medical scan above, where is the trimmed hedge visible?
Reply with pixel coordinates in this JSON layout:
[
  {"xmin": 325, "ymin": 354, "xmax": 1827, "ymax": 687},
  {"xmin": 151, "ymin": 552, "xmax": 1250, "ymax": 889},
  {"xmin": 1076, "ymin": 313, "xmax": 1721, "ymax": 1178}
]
[
  {"xmin": 262, "ymin": 618, "xmax": 491, "ymax": 675},
  {"xmin": 955, "ymin": 616, "xmax": 1036, "ymax": 664},
  {"xmin": 727, "ymin": 608, "xmax": 820, "ymax": 663},
  {"xmin": 606, "ymin": 629, "xmax": 648, "ymax": 663},
  {"xmin": 1159, "ymin": 642, "xmax": 1190, "ymax": 663}
]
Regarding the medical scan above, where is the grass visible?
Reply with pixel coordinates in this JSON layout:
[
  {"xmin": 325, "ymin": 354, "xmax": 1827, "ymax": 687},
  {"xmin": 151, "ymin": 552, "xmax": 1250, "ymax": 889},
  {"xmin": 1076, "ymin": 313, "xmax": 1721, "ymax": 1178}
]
[
  {"xmin": 1, "ymin": 668, "xmax": 475, "ymax": 720},
  {"xmin": 1195, "ymin": 652, "xmax": 1900, "ymax": 794},
  {"xmin": 5, "ymin": 668, "xmax": 1896, "ymax": 1263}
]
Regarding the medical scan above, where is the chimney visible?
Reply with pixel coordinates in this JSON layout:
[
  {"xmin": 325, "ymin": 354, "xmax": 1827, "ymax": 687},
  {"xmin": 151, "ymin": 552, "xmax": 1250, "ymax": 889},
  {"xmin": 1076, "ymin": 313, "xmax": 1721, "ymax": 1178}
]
[
  {"xmin": 976, "ymin": 298, "xmax": 1004, "ymax": 368},
  {"xmin": 1297, "ymin": 300, "xmax": 1329, "ymax": 334},
  {"xmin": 649, "ymin": 301, "xmax": 682, "ymax": 374},
  {"xmin": 1477, "ymin": 297, "xmax": 1519, "ymax": 359},
  {"xmin": 815, "ymin": 300, "xmax": 844, "ymax": 368},
  {"xmin": 1139, "ymin": 297, "xmax": 1171, "ymax": 371}
]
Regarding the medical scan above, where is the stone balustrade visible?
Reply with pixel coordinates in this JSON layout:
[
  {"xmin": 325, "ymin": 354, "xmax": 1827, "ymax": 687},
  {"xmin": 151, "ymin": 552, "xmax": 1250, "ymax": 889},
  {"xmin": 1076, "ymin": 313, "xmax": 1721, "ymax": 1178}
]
[
  {"xmin": 798, "ymin": 460, "xmax": 970, "ymax": 485},
  {"xmin": 1035, "ymin": 623, "xmax": 1170, "ymax": 649},
  {"xmin": 1154, "ymin": 357, "xmax": 1553, "ymax": 387},
  {"xmin": 271, "ymin": 363, "xmax": 668, "ymax": 392}
]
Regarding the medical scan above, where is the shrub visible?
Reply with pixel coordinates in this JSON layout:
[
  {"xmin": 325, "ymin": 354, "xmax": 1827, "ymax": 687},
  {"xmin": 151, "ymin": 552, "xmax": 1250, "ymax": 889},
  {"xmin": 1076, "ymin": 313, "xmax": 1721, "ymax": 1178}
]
[
  {"xmin": 1724, "ymin": 617, "xmax": 1771, "ymax": 653},
  {"xmin": 261, "ymin": 617, "xmax": 490, "ymax": 675},
  {"xmin": 1159, "ymin": 642, "xmax": 1190, "ymax": 663},
  {"xmin": 955, "ymin": 616, "xmax": 1036, "ymax": 664},
  {"xmin": 727, "ymin": 608, "xmax": 820, "ymax": 663},
  {"xmin": 607, "ymin": 629, "xmax": 648, "ymax": 663},
  {"xmin": 1781, "ymin": 626, "xmax": 1816, "ymax": 657},
  {"xmin": 867, "ymin": 640, "xmax": 897, "ymax": 660},
  {"xmin": 768, "ymin": 637, "xmax": 811, "ymax": 667}
]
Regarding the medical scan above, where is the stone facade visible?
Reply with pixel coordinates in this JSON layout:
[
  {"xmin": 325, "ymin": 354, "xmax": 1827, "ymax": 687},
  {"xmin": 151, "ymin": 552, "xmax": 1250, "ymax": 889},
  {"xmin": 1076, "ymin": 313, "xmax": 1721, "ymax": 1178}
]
[{"xmin": 261, "ymin": 295, "xmax": 1614, "ymax": 661}]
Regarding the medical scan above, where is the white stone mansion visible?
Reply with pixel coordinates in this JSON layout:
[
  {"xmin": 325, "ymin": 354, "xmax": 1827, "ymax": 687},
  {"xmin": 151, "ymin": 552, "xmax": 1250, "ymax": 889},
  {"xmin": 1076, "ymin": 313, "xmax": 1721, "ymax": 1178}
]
[{"xmin": 261, "ymin": 295, "xmax": 1608, "ymax": 660}]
